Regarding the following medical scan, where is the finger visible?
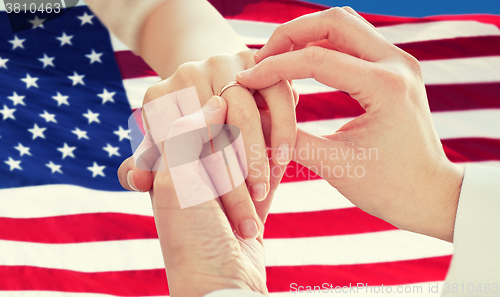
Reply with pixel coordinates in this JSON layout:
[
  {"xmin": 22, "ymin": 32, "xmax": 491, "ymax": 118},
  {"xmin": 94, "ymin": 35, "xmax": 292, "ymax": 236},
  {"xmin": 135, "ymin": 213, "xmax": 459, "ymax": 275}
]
[
  {"xmin": 162, "ymin": 96, "xmax": 231, "ymax": 209},
  {"xmin": 117, "ymin": 156, "xmax": 154, "ymax": 192},
  {"xmin": 222, "ymin": 86, "xmax": 271, "ymax": 202},
  {"xmin": 254, "ymin": 7, "xmax": 390, "ymax": 63},
  {"xmin": 258, "ymin": 80, "xmax": 296, "ymax": 166},
  {"xmin": 254, "ymin": 109, "xmax": 286, "ymax": 223},
  {"xmin": 239, "ymin": 46, "xmax": 376, "ymax": 108},
  {"xmin": 341, "ymin": 6, "xmax": 383, "ymax": 37}
]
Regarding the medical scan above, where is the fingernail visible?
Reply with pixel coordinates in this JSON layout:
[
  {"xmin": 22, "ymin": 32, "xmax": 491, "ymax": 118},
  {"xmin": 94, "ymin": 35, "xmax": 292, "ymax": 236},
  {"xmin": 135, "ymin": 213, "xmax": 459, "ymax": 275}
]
[
  {"xmin": 250, "ymin": 183, "xmax": 267, "ymax": 201},
  {"xmin": 204, "ymin": 96, "xmax": 222, "ymax": 111},
  {"xmin": 276, "ymin": 143, "xmax": 290, "ymax": 165},
  {"xmin": 239, "ymin": 219, "xmax": 258, "ymax": 239},
  {"xmin": 254, "ymin": 49, "xmax": 261, "ymax": 57},
  {"xmin": 237, "ymin": 68, "xmax": 252, "ymax": 79},
  {"xmin": 127, "ymin": 170, "xmax": 140, "ymax": 191}
]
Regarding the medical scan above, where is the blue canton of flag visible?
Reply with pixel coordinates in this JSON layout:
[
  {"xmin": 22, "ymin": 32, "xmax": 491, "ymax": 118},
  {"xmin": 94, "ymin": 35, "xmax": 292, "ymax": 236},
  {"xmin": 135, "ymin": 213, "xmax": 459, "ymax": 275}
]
[{"xmin": 0, "ymin": 6, "xmax": 132, "ymax": 191}]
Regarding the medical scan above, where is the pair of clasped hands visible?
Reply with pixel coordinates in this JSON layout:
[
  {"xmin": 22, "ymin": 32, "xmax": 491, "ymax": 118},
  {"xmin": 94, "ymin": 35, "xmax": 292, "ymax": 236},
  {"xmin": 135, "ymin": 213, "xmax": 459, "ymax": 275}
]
[{"xmin": 117, "ymin": 8, "xmax": 464, "ymax": 297}]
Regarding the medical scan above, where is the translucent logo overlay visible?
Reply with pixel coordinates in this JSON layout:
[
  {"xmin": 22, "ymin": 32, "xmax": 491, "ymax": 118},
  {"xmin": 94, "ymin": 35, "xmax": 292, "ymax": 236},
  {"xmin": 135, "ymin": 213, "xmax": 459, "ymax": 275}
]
[{"xmin": 128, "ymin": 86, "xmax": 247, "ymax": 209}]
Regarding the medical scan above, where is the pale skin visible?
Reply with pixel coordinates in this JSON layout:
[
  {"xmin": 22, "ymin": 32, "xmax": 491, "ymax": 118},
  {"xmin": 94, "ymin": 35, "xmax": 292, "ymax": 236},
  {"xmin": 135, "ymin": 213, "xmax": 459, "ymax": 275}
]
[
  {"xmin": 116, "ymin": 0, "xmax": 297, "ymax": 239},
  {"xmin": 144, "ymin": 6, "xmax": 466, "ymax": 297}
]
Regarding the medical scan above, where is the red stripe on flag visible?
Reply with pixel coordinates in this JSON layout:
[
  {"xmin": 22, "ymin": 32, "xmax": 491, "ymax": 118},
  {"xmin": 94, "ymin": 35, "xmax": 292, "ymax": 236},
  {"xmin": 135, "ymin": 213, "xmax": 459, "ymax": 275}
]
[
  {"xmin": 398, "ymin": 36, "xmax": 500, "ymax": 61},
  {"xmin": 266, "ymin": 256, "xmax": 452, "ymax": 292},
  {"xmin": 444, "ymin": 137, "xmax": 500, "ymax": 162},
  {"xmin": 0, "ymin": 256, "xmax": 451, "ymax": 295},
  {"xmin": 0, "ymin": 266, "xmax": 168, "ymax": 296},
  {"xmin": 210, "ymin": 0, "xmax": 500, "ymax": 29},
  {"xmin": 0, "ymin": 207, "xmax": 397, "ymax": 243},
  {"xmin": 0, "ymin": 213, "xmax": 157, "ymax": 243},
  {"xmin": 264, "ymin": 208, "xmax": 397, "ymax": 239},
  {"xmin": 426, "ymin": 83, "xmax": 500, "ymax": 112},
  {"xmin": 295, "ymin": 84, "xmax": 500, "ymax": 123}
]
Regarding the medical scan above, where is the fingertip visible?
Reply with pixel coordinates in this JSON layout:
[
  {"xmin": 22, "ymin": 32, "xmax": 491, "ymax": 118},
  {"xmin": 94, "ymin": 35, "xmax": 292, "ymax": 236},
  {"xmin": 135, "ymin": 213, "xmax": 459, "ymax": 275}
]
[
  {"xmin": 203, "ymin": 95, "xmax": 222, "ymax": 111},
  {"xmin": 238, "ymin": 219, "xmax": 259, "ymax": 239},
  {"xmin": 274, "ymin": 143, "xmax": 292, "ymax": 166},
  {"xmin": 127, "ymin": 170, "xmax": 140, "ymax": 191},
  {"xmin": 249, "ymin": 183, "xmax": 268, "ymax": 202},
  {"xmin": 237, "ymin": 68, "xmax": 252, "ymax": 82},
  {"xmin": 131, "ymin": 167, "xmax": 154, "ymax": 192}
]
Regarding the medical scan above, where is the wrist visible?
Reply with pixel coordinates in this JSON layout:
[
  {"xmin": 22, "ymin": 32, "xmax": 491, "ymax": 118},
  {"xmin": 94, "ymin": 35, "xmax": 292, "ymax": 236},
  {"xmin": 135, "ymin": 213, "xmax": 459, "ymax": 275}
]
[{"xmin": 396, "ymin": 159, "xmax": 465, "ymax": 242}]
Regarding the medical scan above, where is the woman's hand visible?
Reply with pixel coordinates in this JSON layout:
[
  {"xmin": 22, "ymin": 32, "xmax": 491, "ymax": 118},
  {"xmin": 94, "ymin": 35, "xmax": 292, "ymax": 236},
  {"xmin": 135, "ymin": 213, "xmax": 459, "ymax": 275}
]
[
  {"xmin": 149, "ymin": 96, "xmax": 267, "ymax": 297},
  {"xmin": 237, "ymin": 7, "xmax": 464, "ymax": 242},
  {"xmin": 118, "ymin": 50, "xmax": 297, "ymax": 238}
]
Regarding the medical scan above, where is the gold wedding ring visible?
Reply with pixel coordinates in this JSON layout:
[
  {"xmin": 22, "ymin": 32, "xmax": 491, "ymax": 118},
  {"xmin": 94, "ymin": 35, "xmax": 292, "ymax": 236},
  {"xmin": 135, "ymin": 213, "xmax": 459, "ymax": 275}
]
[{"xmin": 218, "ymin": 81, "xmax": 249, "ymax": 96}]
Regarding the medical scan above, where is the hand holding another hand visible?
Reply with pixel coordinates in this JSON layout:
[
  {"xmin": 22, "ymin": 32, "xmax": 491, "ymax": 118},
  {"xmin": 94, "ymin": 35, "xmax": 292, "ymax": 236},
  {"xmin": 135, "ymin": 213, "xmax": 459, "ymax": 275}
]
[
  {"xmin": 238, "ymin": 7, "xmax": 464, "ymax": 242},
  {"xmin": 118, "ymin": 50, "xmax": 297, "ymax": 239}
]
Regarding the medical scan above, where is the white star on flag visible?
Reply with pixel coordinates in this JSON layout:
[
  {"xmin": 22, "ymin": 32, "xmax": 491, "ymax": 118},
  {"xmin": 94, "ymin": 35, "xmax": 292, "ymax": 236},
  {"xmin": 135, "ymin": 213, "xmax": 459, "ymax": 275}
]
[
  {"xmin": 8, "ymin": 92, "xmax": 25, "ymax": 106},
  {"xmin": 57, "ymin": 143, "xmax": 76, "ymax": 159},
  {"xmin": 0, "ymin": 105, "xmax": 16, "ymax": 120},
  {"xmin": 52, "ymin": 92, "xmax": 69, "ymax": 106},
  {"xmin": 9, "ymin": 35, "xmax": 25, "ymax": 50},
  {"xmin": 72, "ymin": 127, "xmax": 89, "ymax": 140},
  {"xmin": 113, "ymin": 126, "xmax": 131, "ymax": 141},
  {"xmin": 0, "ymin": 56, "xmax": 8, "ymax": 69},
  {"xmin": 98, "ymin": 88, "xmax": 115, "ymax": 104},
  {"xmin": 103, "ymin": 144, "xmax": 120, "ymax": 157},
  {"xmin": 68, "ymin": 71, "xmax": 85, "ymax": 86},
  {"xmin": 39, "ymin": 110, "xmax": 57, "ymax": 123},
  {"xmin": 46, "ymin": 161, "xmax": 62, "ymax": 174},
  {"xmin": 29, "ymin": 15, "xmax": 45, "ymax": 28},
  {"xmin": 14, "ymin": 143, "xmax": 31, "ymax": 156},
  {"xmin": 38, "ymin": 53, "xmax": 55, "ymax": 68},
  {"xmin": 21, "ymin": 74, "xmax": 39, "ymax": 88},
  {"xmin": 56, "ymin": 32, "xmax": 73, "ymax": 46},
  {"xmin": 5, "ymin": 157, "xmax": 22, "ymax": 171},
  {"xmin": 87, "ymin": 162, "xmax": 105, "ymax": 177},
  {"xmin": 77, "ymin": 12, "xmax": 94, "ymax": 25},
  {"xmin": 85, "ymin": 49, "xmax": 103, "ymax": 64},
  {"xmin": 28, "ymin": 123, "xmax": 46, "ymax": 140},
  {"xmin": 83, "ymin": 109, "xmax": 100, "ymax": 124}
]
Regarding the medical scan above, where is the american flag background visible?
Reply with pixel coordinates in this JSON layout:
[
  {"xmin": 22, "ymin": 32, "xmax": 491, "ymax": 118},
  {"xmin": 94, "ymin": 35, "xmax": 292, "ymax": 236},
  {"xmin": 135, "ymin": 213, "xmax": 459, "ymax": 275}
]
[{"xmin": 0, "ymin": 0, "xmax": 499, "ymax": 296}]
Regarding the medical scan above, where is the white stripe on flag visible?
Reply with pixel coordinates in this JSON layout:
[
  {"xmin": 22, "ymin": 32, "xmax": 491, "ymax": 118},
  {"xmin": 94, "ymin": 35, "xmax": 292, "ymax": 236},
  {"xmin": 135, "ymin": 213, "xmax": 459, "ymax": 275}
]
[
  {"xmin": 0, "ymin": 230, "xmax": 451, "ymax": 272},
  {"xmin": 227, "ymin": 19, "xmax": 500, "ymax": 46},
  {"xmin": 0, "ymin": 180, "xmax": 351, "ymax": 218},
  {"xmin": 0, "ymin": 185, "xmax": 152, "ymax": 218},
  {"xmin": 264, "ymin": 230, "xmax": 452, "ymax": 267},
  {"xmin": 421, "ymin": 56, "xmax": 500, "ymax": 85}
]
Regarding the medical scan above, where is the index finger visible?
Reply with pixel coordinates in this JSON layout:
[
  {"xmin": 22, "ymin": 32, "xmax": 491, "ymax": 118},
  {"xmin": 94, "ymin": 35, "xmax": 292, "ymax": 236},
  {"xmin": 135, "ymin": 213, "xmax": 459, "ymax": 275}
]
[{"xmin": 254, "ymin": 7, "xmax": 390, "ymax": 64}]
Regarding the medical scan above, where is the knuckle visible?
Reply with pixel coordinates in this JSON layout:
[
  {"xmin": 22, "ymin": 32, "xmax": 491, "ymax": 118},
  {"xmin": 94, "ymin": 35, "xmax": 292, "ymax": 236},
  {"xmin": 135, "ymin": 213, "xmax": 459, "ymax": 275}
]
[
  {"xmin": 324, "ymin": 6, "xmax": 349, "ymax": 20},
  {"xmin": 174, "ymin": 61, "xmax": 200, "ymax": 82},
  {"xmin": 206, "ymin": 54, "xmax": 230, "ymax": 68},
  {"xmin": 229, "ymin": 102, "xmax": 258, "ymax": 126},
  {"xmin": 305, "ymin": 46, "xmax": 328, "ymax": 66},
  {"xmin": 403, "ymin": 53, "xmax": 423, "ymax": 78},
  {"xmin": 225, "ymin": 194, "xmax": 250, "ymax": 214},
  {"xmin": 373, "ymin": 66, "xmax": 411, "ymax": 96},
  {"xmin": 143, "ymin": 83, "xmax": 163, "ymax": 104},
  {"xmin": 274, "ymin": 23, "xmax": 288, "ymax": 37}
]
